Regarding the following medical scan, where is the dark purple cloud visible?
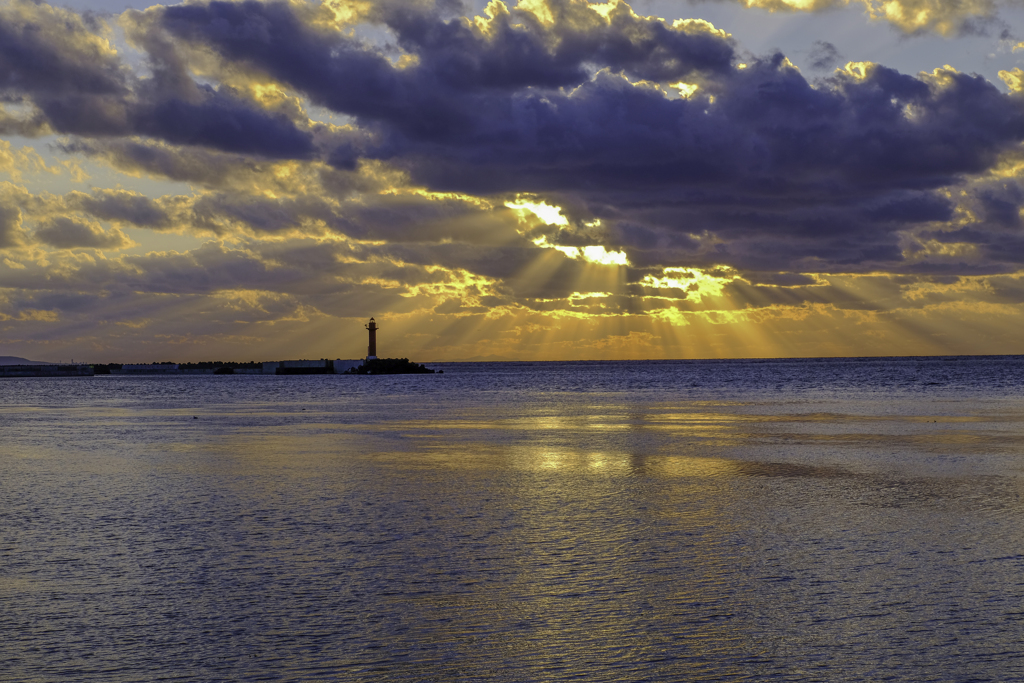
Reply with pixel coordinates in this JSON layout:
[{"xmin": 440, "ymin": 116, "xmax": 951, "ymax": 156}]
[
  {"xmin": 0, "ymin": 0, "xmax": 314, "ymax": 157},
  {"xmin": 132, "ymin": 91, "xmax": 315, "ymax": 159},
  {"xmin": 0, "ymin": 4, "xmax": 127, "ymax": 98},
  {"xmin": 139, "ymin": 0, "xmax": 1024, "ymax": 272},
  {"xmin": 69, "ymin": 190, "xmax": 173, "ymax": 230}
]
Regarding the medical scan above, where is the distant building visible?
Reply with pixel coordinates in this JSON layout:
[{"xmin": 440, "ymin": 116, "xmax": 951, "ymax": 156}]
[
  {"xmin": 262, "ymin": 359, "xmax": 362, "ymax": 375},
  {"xmin": 334, "ymin": 359, "xmax": 361, "ymax": 373},
  {"xmin": 112, "ymin": 364, "xmax": 180, "ymax": 375}
]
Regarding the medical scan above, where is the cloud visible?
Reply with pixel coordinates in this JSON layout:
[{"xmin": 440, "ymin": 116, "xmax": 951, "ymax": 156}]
[
  {"xmin": 860, "ymin": 0, "xmax": 1007, "ymax": 36},
  {"xmin": 0, "ymin": 103, "xmax": 50, "ymax": 137},
  {"xmin": 0, "ymin": 0, "xmax": 315, "ymax": 158},
  {"xmin": 61, "ymin": 139, "xmax": 291, "ymax": 188},
  {"xmin": 154, "ymin": 0, "xmax": 735, "ymax": 95},
  {"xmin": 32, "ymin": 0, "xmax": 1024, "ymax": 279},
  {"xmin": 34, "ymin": 217, "xmax": 133, "ymax": 250},
  {"xmin": 130, "ymin": 0, "xmax": 1024, "ymax": 273},
  {"xmin": 0, "ymin": 201, "xmax": 23, "ymax": 249},
  {"xmin": 26, "ymin": 0, "xmax": 1024, "ymax": 263},
  {"xmin": 130, "ymin": 90, "xmax": 316, "ymax": 159},
  {"xmin": 808, "ymin": 40, "xmax": 842, "ymax": 70},
  {"xmin": 141, "ymin": 0, "xmax": 733, "ymax": 154},
  {"xmin": 0, "ymin": 1, "xmax": 128, "ymax": 98},
  {"xmin": 68, "ymin": 190, "xmax": 176, "ymax": 230},
  {"xmin": 712, "ymin": 0, "xmax": 1012, "ymax": 36}
]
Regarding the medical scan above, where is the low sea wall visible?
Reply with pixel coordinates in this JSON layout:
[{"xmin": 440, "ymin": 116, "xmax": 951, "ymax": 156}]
[
  {"xmin": 3, "ymin": 360, "xmax": 363, "ymax": 377},
  {"xmin": 1, "ymin": 364, "xmax": 94, "ymax": 377}
]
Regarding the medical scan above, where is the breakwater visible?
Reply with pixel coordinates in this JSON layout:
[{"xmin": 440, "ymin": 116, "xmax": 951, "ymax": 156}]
[{"xmin": 98, "ymin": 360, "xmax": 363, "ymax": 375}]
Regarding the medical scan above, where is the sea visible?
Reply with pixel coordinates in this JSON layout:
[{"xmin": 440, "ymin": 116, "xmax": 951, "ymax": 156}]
[{"xmin": 2, "ymin": 356, "xmax": 1024, "ymax": 682}]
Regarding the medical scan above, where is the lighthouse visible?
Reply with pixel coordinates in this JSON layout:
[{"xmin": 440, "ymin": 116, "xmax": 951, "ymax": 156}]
[{"xmin": 365, "ymin": 317, "xmax": 378, "ymax": 360}]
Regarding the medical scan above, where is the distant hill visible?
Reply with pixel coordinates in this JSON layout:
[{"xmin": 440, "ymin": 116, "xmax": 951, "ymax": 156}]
[{"xmin": 0, "ymin": 356, "xmax": 51, "ymax": 366}]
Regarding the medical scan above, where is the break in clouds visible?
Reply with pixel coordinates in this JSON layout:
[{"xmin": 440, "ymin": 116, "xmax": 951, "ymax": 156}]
[{"xmin": 2, "ymin": 0, "xmax": 1024, "ymax": 359}]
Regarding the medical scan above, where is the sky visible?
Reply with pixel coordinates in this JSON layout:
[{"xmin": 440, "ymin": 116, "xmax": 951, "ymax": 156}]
[{"xmin": 3, "ymin": 0, "xmax": 1024, "ymax": 362}]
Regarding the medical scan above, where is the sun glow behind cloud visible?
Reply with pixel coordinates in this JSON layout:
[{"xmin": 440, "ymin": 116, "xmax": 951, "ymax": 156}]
[
  {"xmin": 641, "ymin": 268, "xmax": 735, "ymax": 303},
  {"xmin": 530, "ymin": 236, "xmax": 630, "ymax": 266},
  {"xmin": 506, "ymin": 198, "xmax": 630, "ymax": 266},
  {"xmin": 506, "ymin": 198, "xmax": 569, "ymax": 227}
]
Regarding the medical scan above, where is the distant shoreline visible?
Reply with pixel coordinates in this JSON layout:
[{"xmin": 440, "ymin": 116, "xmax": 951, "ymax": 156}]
[
  {"xmin": 4, "ymin": 353, "xmax": 1024, "ymax": 368},
  {"xmin": 2, "ymin": 356, "xmax": 1024, "ymax": 370}
]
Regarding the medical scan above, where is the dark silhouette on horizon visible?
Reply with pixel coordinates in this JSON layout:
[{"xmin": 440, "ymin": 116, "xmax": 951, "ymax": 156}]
[{"xmin": 366, "ymin": 318, "xmax": 378, "ymax": 360}]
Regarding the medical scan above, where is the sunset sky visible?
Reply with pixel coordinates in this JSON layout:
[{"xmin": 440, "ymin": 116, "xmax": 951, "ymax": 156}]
[{"xmin": 3, "ymin": 0, "xmax": 1024, "ymax": 362}]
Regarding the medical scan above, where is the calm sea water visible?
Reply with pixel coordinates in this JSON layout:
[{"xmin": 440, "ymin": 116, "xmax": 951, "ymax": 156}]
[{"xmin": 2, "ymin": 356, "xmax": 1024, "ymax": 681}]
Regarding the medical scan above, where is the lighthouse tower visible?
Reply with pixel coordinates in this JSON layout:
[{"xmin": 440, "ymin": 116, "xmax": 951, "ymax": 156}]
[{"xmin": 365, "ymin": 317, "xmax": 378, "ymax": 360}]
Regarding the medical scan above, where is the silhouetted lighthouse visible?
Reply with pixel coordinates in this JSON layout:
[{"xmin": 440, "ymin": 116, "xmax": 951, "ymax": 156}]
[{"xmin": 365, "ymin": 317, "xmax": 378, "ymax": 360}]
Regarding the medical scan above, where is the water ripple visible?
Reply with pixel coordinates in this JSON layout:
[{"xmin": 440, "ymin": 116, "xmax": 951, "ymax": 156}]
[{"xmin": 3, "ymin": 359, "xmax": 1024, "ymax": 680}]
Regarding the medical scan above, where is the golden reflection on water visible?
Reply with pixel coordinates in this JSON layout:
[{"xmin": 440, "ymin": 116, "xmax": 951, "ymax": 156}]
[
  {"xmin": 646, "ymin": 455, "xmax": 740, "ymax": 478},
  {"xmin": 350, "ymin": 399, "xmax": 1024, "ymax": 474}
]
